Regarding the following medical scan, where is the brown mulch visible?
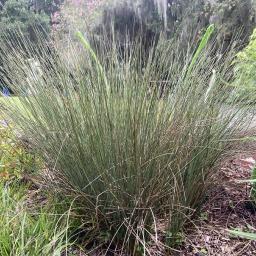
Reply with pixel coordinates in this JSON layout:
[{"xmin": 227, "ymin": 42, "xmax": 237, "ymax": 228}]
[{"xmin": 178, "ymin": 144, "xmax": 256, "ymax": 256}]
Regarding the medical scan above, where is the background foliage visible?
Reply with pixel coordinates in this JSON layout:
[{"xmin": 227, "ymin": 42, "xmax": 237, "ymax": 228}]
[
  {"xmin": 233, "ymin": 28, "xmax": 256, "ymax": 102},
  {"xmin": 237, "ymin": 29, "xmax": 256, "ymax": 89},
  {"xmin": 57, "ymin": 0, "xmax": 256, "ymax": 47},
  {"xmin": 0, "ymin": 0, "xmax": 50, "ymax": 38}
]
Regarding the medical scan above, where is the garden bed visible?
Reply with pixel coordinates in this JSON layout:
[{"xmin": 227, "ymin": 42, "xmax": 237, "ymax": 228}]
[{"xmin": 178, "ymin": 139, "xmax": 256, "ymax": 256}]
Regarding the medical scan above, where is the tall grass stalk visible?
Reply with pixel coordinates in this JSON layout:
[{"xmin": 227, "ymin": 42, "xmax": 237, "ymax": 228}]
[{"xmin": 0, "ymin": 28, "xmax": 250, "ymax": 253}]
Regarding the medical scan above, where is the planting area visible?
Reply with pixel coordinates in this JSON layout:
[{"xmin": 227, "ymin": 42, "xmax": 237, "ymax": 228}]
[
  {"xmin": 1, "ymin": 107, "xmax": 256, "ymax": 256},
  {"xmin": 179, "ymin": 141, "xmax": 256, "ymax": 255},
  {"xmin": 0, "ymin": 0, "xmax": 256, "ymax": 255}
]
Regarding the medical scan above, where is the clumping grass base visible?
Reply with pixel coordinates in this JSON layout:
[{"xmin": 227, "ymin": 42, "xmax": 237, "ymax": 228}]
[{"xmin": 0, "ymin": 28, "xmax": 249, "ymax": 253}]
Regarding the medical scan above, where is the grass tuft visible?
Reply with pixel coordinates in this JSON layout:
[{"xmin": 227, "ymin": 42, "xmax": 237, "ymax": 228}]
[
  {"xmin": 0, "ymin": 27, "xmax": 250, "ymax": 253},
  {"xmin": 0, "ymin": 181, "xmax": 73, "ymax": 256}
]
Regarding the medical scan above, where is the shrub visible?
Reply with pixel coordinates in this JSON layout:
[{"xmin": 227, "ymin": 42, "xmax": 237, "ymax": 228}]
[
  {"xmin": 0, "ymin": 27, "xmax": 248, "ymax": 253},
  {"xmin": 232, "ymin": 28, "xmax": 256, "ymax": 103}
]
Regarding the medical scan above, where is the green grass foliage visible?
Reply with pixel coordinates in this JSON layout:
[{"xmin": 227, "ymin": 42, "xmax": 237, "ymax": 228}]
[
  {"xmin": 0, "ymin": 28, "xmax": 249, "ymax": 253},
  {"xmin": 0, "ymin": 181, "xmax": 72, "ymax": 256},
  {"xmin": 0, "ymin": 119, "xmax": 73, "ymax": 255}
]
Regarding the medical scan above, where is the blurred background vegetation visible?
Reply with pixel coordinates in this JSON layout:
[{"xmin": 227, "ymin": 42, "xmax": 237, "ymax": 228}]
[{"xmin": 1, "ymin": 0, "xmax": 255, "ymax": 92}]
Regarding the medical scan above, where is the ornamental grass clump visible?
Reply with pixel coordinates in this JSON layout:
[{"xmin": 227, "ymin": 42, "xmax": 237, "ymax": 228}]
[{"xmin": 0, "ymin": 27, "xmax": 248, "ymax": 253}]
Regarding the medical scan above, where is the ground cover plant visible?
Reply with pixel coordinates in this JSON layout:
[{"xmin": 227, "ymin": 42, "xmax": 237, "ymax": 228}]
[
  {"xmin": 0, "ymin": 26, "xmax": 251, "ymax": 254},
  {"xmin": 0, "ymin": 119, "xmax": 76, "ymax": 255},
  {"xmin": 0, "ymin": 118, "xmax": 41, "ymax": 180},
  {"xmin": 0, "ymin": 181, "xmax": 72, "ymax": 256}
]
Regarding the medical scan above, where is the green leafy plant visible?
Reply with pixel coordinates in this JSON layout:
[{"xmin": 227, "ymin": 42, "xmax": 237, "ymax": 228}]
[
  {"xmin": 0, "ymin": 27, "xmax": 248, "ymax": 253},
  {"xmin": 232, "ymin": 28, "xmax": 256, "ymax": 103},
  {"xmin": 0, "ymin": 181, "xmax": 73, "ymax": 256},
  {"xmin": 0, "ymin": 121, "xmax": 42, "ymax": 181},
  {"xmin": 0, "ymin": 0, "xmax": 51, "ymax": 38},
  {"xmin": 229, "ymin": 229, "xmax": 256, "ymax": 240}
]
